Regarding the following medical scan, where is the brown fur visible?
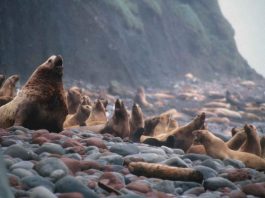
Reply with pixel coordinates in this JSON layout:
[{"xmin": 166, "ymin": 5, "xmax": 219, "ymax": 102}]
[
  {"xmin": 260, "ymin": 136, "xmax": 265, "ymax": 158},
  {"xmin": 100, "ymin": 99, "xmax": 130, "ymax": 138},
  {"xmin": 66, "ymin": 86, "xmax": 82, "ymax": 114},
  {"xmin": 143, "ymin": 116, "xmax": 160, "ymax": 136},
  {"xmin": 226, "ymin": 128, "xmax": 246, "ymax": 150},
  {"xmin": 0, "ymin": 74, "xmax": 19, "ymax": 97},
  {"xmin": 63, "ymin": 105, "xmax": 91, "ymax": 128},
  {"xmin": 239, "ymin": 124, "xmax": 261, "ymax": 156},
  {"xmin": 129, "ymin": 103, "xmax": 144, "ymax": 135},
  {"xmin": 0, "ymin": 74, "xmax": 5, "ymax": 88},
  {"xmin": 0, "ymin": 55, "xmax": 68, "ymax": 132},
  {"xmin": 128, "ymin": 162, "xmax": 203, "ymax": 182},
  {"xmin": 193, "ymin": 130, "xmax": 265, "ymax": 170},
  {"xmin": 187, "ymin": 144, "xmax": 206, "ymax": 154},
  {"xmin": 141, "ymin": 113, "xmax": 205, "ymax": 151},
  {"xmin": 0, "ymin": 96, "xmax": 13, "ymax": 107},
  {"xmin": 134, "ymin": 86, "xmax": 153, "ymax": 109},
  {"xmin": 86, "ymin": 99, "xmax": 107, "ymax": 126}
]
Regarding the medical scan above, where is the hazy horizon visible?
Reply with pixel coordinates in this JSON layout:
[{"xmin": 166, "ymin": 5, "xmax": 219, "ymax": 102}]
[{"xmin": 218, "ymin": 0, "xmax": 265, "ymax": 77}]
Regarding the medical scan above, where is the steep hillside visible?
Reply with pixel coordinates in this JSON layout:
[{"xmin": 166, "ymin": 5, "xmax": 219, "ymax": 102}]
[{"xmin": 0, "ymin": 0, "xmax": 261, "ymax": 87}]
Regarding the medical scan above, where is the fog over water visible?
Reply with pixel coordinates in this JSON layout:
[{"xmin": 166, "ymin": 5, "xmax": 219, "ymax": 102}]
[{"xmin": 218, "ymin": 0, "xmax": 265, "ymax": 77}]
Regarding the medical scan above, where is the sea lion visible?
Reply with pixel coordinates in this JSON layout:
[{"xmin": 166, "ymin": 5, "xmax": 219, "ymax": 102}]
[
  {"xmin": 140, "ymin": 113, "xmax": 205, "ymax": 151},
  {"xmin": 86, "ymin": 99, "xmax": 107, "ymax": 126},
  {"xmin": 0, "ymin": 96, "xmax": 13, "ymax": 107},
  {"xmin": 226, "ymin": 127, "xmax": 246, "ymax": 150},
  {"xmin": 0, "ymin": 55, "xmax": 68, "ymax": 132},
  {"xmin": 260, "ymin": 136, "xmax": 265, "ymax": 158},
  {"xmin": 0, "ymin": 74, "xmax": 5, "ymax": 88},
  {"xmin": 129, "ymin": 103, "xmax": 144, "ymax": 136},
  {"xmin": 193, "ymin": 130, "xmax": 265, "ymax": 170},
  {"xmin": 134, "ymin": 86, "xmax": 153, "ymax": 109},
  {"xmin": 63, "ymin": 104, "xmax": 91, "ymax": 128},
  {"xmin": 66, "ymin": 86, "xmax": 82, "ymax": 114},
  {"xmin": 239, "ymin": 124, "xmax": 261, "ymax": 156},
  {"xmin": 143, "ymin": 116, "xmax": 160, "ymax": 136},
  {"xmin": 0, "ymin": 74, "xmax": 19, "ymax": 97},
  {"xmin": 100, "ymin": 99, "xmax": 130, "ymax": 138}
]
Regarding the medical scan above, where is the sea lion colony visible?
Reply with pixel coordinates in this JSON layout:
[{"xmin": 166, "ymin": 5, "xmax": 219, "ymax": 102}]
[{"xmin": 2, "ymin": 55, "xmax": 265, "ymax": 197}]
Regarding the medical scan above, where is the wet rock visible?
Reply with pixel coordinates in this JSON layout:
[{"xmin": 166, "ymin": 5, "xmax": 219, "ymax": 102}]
[
  {"xmin": 183, "ymin": 187, "xmax": 205, "ymax": 196},
  {"xmin": 200, "ymin": 159, "xmax": 224, "ymax": 171},
  {"xmin": 160, "ymin": 157, "xmax": 188, "ymax": 168},
  {"xmin": 4, "ymin": 145, "xmax": 36, "ymax": 160},
  {"xmin": 35, "ymin": 143, "xmax": 65, "ymax": 155},
  {"xmin": 29, "ymin": 186, "xmax": 56, "ymax": 198},
  {"xmin": 99, "ymin": 172, "xmax": 125, "ymax": 190},
  {"xmin": 220, "ymin": 169, "xmax": 251, "ymax": 182},
  {"xmin": 55, "ymin": 176, "xmax": 98, "ymax": 198},
  {"xmin": 152, "ymin": 180, "xmax": 177, "ymax": 195},
  {"xmin": 242, "ymin": 182, "xmax": 265, "ymax": 197},
  {"xmin": 0, "ymin": 154, "xmax": 13, "ymax": 198},
  {"xmin": 10, "ymin": 161, "xmax": 34, "ymax": 170},
  {"xmin": 110, "ymin": 143, "xmax": 139, "ymax": 156},
  {"xmin": 8, "ymin": 174, "xmax": 21, "ymax": 188},
  {"xmin": 57, "ymin": 192, "xmax": 84, "ymax": 198},
  {"xmin": 173, "ymin": 149, "xmax": 185, "ymax": 155},
  {"xmin": 124, "ymin": 153, "xmax": 166, "ymax": 163},
  {"xmin": 98, "ymin": 154, "xmax": 124, "ymax": 165},
  {"xmin": 11, "ymin": 168, "xmax": 35, "ymax": 178},
  {"xmin": 50, "ymin": 169, "xmax": 67, "ymax": 181},
  {"xmin": 182, "ymin": 154, "xmax": 211, "ymax": 161},
  {"xmin": 126, "ymin": 181, "xmax": 151, "ymax": 194},
  {"xmin": 203, "ymin": 177, "xmax": 238, "ymax": 190},
  {"xmin": 194, "ymin": 166, "xmax": 217, "ymax": 179},
  {"xmin": 81, "ymin": 137, "xmax": 107, "ymax": 149},
  {"xmin": 34, "ymin": 158, "xmax": 69, "ymax": 177},
  {"xmin": 224, "ymin": 159, "xmax": 245, "ymax": 169},
  {"xmin": 21, "ymin": 175, "xmax": 54, "ymax": 191}
]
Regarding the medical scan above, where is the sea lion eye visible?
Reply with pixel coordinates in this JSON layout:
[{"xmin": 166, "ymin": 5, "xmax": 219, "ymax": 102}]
[{"xmin": 48, "ymin": 59, "xmax": 52, "ymax": 63}]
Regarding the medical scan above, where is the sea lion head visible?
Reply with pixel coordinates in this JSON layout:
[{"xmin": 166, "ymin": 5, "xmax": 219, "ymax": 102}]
[
  {"xmin": 6, "ymin": 74, "xmax": 19, "ymax": 87},
  {"xmin": 192, "ymin": 130, "xmax": 210, "ymax": 145},
  {"xmin": 114, "ymin": 99, "xmax": 128, "ymax": 119},
  {"xmin": 94, "ymin": 99, "xmax": 106, "ymax": 112},
  {"xmin": 132, "ymin": 103, "xmax": 143, "ymax": 118},
  {"xmin": 193, "ymin": 112, "xmax": 206, "ymax": 129},
  {"xmin": 243, "ymin": 124, "xmax": 256, "ymax": 136},
  {"xmin": 144, "ymin": 116, "xmax": 160, "ymax": 134},
  {"xmin": 34, "ymin": 55, "xmax": 64, "ymax": 81},
  {"xmin": 79, "ymin": 104, "xmax": 92, "ymax": 117}
]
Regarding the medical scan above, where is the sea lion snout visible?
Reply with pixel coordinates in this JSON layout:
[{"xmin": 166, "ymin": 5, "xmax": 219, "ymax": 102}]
[{"xmin": 54, "ymin": 55, "xmax": 63, "ymax": 67}]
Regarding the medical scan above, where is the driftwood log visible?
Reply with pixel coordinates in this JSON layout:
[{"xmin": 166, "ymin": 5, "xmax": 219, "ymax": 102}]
[{"xmin": 128, "ymin": 162, "xmax": 203, "ymax": 183}]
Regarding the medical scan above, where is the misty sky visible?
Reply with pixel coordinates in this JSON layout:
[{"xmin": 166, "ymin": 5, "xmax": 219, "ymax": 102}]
[{"xmin": 218, "ymin": 0, "xmax": 265, "ymax": 77}]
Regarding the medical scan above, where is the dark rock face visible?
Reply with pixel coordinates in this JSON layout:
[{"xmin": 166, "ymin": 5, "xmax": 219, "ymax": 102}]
[{"xmin": 0, "ymin": 0, "xmax": 260, "ymax": 87}]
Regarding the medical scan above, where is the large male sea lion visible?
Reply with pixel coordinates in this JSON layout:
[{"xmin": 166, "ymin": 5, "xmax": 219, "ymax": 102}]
[
  {"xmin": 193, "ymin": 130, "xmax": 265, "ymax": 170},
  {"xmin": 0, "ymin": 74, "xmax": 5, "ymax": 88},
  {"xmin": 0, "ymin": 75, "xmax": 19, "ymax": 97},
  {"xmin": 0, "ymin": 55, "xmax": 68, "ymax": 132}
]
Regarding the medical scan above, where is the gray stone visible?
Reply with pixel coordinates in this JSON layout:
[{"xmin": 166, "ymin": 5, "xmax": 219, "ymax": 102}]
[
  {"xmin": 182, "ymin": 154, "xmax": 211, "ymax": 161},
  {"xmin": 10, "ymin": 161, "xmax": 34, "ymax": 170},
  {"xmin": 124, "ymin": 153, "xmax": 166, "ymax": 163},
  {"xmin": 194, "ymin": 166, "xmax": 217, "ymax": 179},
  {"xmin": 110, "ymin": 143, "xmax": 139, "ymax": 156},
  {"xmin": 29, "ymin": 186, "xmax": 56, "ymax": 198},
  {"xmin": 21, "ymin": 175, "xmax": 54, "ymax": 191},
  {"xmin": 55, "ymin": 176, "xmax": 98, "ymax": 198},
  {"xmin": 203, "ymin": 177, "xmax": 238, "ymax": 190},
  {"xmin": 200, "ymin": 159, "xmax": 224, "ymax": 171},
  {"xmin": 161, "ymin": 156, "xmax": 188, "ymax": 168},
  {"xmin": 50, "ymin": 169, "xmax": 67, "ymax": 181},
  {"xmin": 4, "ymin": 145, "xmax": 35, "ymax": 160},
  {"xmin": 34, "ymin": 158, "xmax": 69, "ymax": 177},
  {"xmin": 224, "ymin": 159, "xmax": 246, "ymax": 169},
  {"xmin": 152, "ymin": 180, "xmax": 177, "ymax": 195},
  {"xmin": 174, "ymin": 181, "xmax": 201, "ymax": 193},
  {"xmin": 0, "ymin": 153, "xmax": 14, "ymax": 198},
  {"xmin": 35, "ymin": 143, "xmax": 65, "ymax": 155},
  {"xmin": 11, "ymin": 168, "xmax": 34, "ymax": 178},
  {"xmin": 98, "ymin": 154, "xmax": 124, "ymax": 165}
]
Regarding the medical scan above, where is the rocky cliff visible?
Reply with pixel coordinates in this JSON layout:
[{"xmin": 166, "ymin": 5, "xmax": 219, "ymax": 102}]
[{"xmin": 0, "ymin": 0, "xmax": 261, "ymax": 87}]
